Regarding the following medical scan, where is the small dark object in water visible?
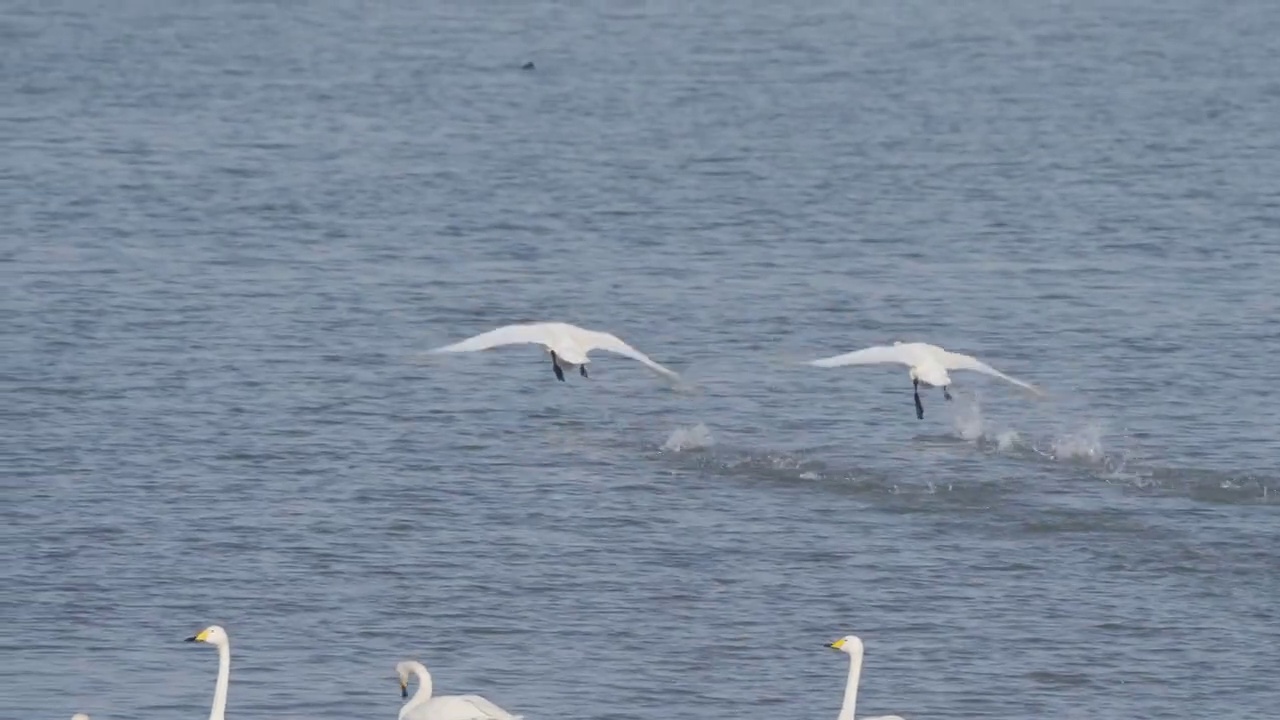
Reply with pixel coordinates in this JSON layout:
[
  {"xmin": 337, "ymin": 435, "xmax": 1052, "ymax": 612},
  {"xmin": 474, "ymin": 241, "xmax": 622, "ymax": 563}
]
[{"xmin": 521, "ymin": 61, "xmax": 535, "ymax": 70}]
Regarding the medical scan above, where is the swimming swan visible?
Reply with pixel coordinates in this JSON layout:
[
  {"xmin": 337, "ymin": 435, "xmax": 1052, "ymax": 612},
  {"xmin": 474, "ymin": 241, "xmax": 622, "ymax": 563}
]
[
  {"xmin": 397, "ymin": 660, "xmax": 522, "ymax": 720},
  {"xmin": 826, "ymin": 635, "xmax": 906, "ymax": 720},
  {"xmin": 429, "ymin": 322, "xmax": 680, "ymax": 384},
  {"xmin": 185, "ymin": 625, "xmax": 231, "ymax": 720},
  {"xmin": 808, "ymin": 341, "xmax": 1041, "ymax": 419}
]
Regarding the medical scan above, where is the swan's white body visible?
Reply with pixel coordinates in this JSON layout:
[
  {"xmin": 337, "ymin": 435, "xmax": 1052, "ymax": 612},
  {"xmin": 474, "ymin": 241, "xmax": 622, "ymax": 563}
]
[
  {"xmin": 185, "ymin": 625, "xmax": 231, "ymax": 720},
  {"xmin": 808, "ymin": 341, "xmax": 1040, "ymax": 418},
  {"xmin": 397, "ymin": 660, "xmax": 522, "ymax": 720},
  {"xmin": 827, "ymin": 635, "xmax": 906, "ymax": 720},
  {"xmin": 430, "ymin": 322, "xmax": 680, "ymax": 383},
  {"xmin": 809, "ymin": 341, "xmax": 1038, "ymax": 392}
]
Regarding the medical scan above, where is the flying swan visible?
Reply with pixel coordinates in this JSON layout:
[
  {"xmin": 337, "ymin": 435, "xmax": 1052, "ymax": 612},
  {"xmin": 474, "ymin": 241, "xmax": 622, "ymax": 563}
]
[
  {"xmin": 185, "ymin": 625, "xmax": 231, "ymax": 720},
  {"xmin": 428, "ymin": 322, "xmax": 680, "ymax": 384},
  {"xmin": 397, "ymin": 660, "xmax": 523, "ymax": 720},
  {"xmin": 826, "ymin": 635, "xmax": 907, "ymax": 720},
  {"xmin": 807, "ymin": 341, "xmax": 1041, "ymax": 419}
]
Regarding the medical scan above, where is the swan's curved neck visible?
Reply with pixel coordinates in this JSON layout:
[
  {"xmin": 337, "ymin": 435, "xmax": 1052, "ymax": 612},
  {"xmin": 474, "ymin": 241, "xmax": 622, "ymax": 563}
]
[
  {"xmin": 837, "ymin": 648, "xmax": 862, "ymax": 720},
  {"xmin": 210, "ymin": 641, "xmax": 230, "ymax": 720},
  {"xmin": 402, "ymin": 663, "xmax": 434, "ymax": 718}
]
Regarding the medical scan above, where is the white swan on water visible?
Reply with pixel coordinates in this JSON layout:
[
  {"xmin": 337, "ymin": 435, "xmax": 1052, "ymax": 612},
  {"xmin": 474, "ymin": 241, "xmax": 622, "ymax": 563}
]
[
  {"xmin": 808, "ymin": 341, "xmax": 1042, "ymax": 419},
  {"xmin": 185, "ymin": 625, "xmax": 231, "ymax": 720},
  {"xmin": 428, "ymin": 322, "xmax": 681, "ymax": 384},
  {"xmin": 397, "ymin": 660, "xmax": 522, "ymax": 720},
  {"xmin": 826, "ymin": 635, "xmax": 907, "ymax": 720}
]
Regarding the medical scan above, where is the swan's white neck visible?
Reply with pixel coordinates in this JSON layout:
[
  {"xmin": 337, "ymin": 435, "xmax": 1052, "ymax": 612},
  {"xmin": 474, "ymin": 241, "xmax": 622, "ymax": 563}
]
[
  {"xmin": 210, "ymin": 641, "xmax": 230, "ymax": 720},
  {"xmin": 401, "ymin": 663, "xmax": 434, "ymax": 720},
  {"xmin": 837, "ymin": 647, "xmax": 863, "ymax": 720}
]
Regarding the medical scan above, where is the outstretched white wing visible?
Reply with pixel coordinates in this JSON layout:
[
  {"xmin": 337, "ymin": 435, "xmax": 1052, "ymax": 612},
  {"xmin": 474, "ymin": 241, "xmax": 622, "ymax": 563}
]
[
  {"xmin": 429, "ymin": 323, "xmax": 554, "ymax": 354},
  {"xmin": 579, "ymin": 330, "xmax": 681, "ymax": 382},
  {"xmin": 807, "ymin": 344, "xmax": 919, "ymax": 369},
  {"xmin": 942, "ymin": 351, "xmax": 1041, "ymax": 394}
]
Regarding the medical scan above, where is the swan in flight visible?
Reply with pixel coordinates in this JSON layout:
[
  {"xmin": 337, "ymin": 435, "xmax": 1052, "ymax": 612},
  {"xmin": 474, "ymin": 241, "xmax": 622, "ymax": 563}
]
[
  {"xmin": 185, "ymin": 625, "xmax": 231, "ymax": 720},
  {"xmin": 428, "ymin": 322, "xmax": 680, "ymax": 384},
  {"xmin": 808, "ymin": 341, "xmax": 1041, "ymax": 419},
  {"xmin": 826, "ymin": 635, "xmax": 907, "ymax": 720},
  {"xmin": 397, "ymin": 660, "xmax": 523, "ymax": 720}
]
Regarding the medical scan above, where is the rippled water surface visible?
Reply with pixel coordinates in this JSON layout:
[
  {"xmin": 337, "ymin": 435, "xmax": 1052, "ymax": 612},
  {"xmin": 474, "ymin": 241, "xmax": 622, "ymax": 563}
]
[{"xmin": 3, "ymin": 1, "xmax": 1279, "ymax": 719}]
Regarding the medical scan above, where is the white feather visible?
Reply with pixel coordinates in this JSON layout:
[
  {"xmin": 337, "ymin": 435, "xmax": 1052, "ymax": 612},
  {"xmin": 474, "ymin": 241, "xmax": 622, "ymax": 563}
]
[
  {"xmin": 430, "ymin": 322, "xmax": 680, "ymax": 383},
  {"xmin": 808, "ymin": 341, "xmax": 1041, "ymax": 394}
]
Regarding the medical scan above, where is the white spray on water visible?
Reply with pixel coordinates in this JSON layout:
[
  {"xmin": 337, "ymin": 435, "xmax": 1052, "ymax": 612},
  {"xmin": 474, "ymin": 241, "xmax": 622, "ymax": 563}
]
[{"xmin": 661, "ymin": 423, "xmax": 714, "ymax": 452}]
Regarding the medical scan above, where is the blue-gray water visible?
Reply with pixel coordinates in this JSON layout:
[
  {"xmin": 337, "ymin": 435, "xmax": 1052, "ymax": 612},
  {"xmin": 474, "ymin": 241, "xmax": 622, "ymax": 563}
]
[{"xmin": 3, "ymin": 1, "xmax": 1278, "ymax": 719}]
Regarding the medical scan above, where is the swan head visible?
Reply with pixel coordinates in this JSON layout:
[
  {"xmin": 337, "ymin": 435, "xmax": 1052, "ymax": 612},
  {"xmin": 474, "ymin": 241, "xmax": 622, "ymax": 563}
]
[
  {"xmin": 825, "ymin": 635, "xmax": 864, "ymax": 656},
  {"xmin": 184, "ymin": 625, "xmax": 229, "ymax": 647},
  {"xmin": 395, "ymin": 661, "xmax": 423, "ymax": 698}
]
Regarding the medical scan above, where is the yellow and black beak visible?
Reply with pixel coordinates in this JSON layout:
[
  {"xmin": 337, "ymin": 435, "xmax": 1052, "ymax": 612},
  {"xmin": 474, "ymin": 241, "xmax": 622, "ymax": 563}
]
[
  {"xmin": 399, "ymin": 680, "xmax": 408, "ymax": 698},
  {"xmin": 185, "ymin": 629, "xmax": 210, "ymax": 643},
  {"xmin": 825, "ymin": 638, "xmax": 846, "ymax": 650}
]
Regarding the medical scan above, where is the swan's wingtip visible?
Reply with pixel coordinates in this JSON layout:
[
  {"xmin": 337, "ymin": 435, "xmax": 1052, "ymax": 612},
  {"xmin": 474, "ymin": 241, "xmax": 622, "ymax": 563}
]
[
  {"xmin": 666, "ymin": 373, "xmax": 700, "ymax": 393},
  {"xmin": 410, "ymin": 348, "xmax": 451, "ymax": 364}
]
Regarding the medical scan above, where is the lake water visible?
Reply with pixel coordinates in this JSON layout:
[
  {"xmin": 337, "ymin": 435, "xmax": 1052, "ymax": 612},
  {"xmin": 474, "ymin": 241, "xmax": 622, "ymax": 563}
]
[{"xmin": 3, "ymin": 1, "xmax": 1278, "ymax": 719}]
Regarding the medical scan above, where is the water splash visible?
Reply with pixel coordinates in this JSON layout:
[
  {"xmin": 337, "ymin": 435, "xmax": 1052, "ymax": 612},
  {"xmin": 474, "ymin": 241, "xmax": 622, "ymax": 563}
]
[
  {"xmin": 950, "ymin": 396, "xmax": 1020, "ymax": 452},
  {"xmin": 946, "ymin": 402, "xmax": 1133, "ymax": 478},
  {"xmin": 1047, "ymin": 423, "xmax": 1106, "ymax": 463},
  {"xmin": 950, "ymin": 395, "xmax": 987, "ymax": 441},
  {"xmin": 995, "ymin": 430, "xmax": 1021, "ymax": 451},
  {"xmin": 661, "ymin": 423, "xmax": 714, "ymax": 452}
]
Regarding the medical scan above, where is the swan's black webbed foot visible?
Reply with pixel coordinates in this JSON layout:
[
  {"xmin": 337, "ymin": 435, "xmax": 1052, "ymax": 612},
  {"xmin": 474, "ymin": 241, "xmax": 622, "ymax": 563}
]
[
  {"xmin": 913, "ymin": 379, "xmax": 924, "ymax": 419},
  {"xmin": 551, "ymin": 352, "xmax": 565, "ymax": 382},
  {"xmin": 580, "ymin": 365, "xmax": 588, "ymax": 378},
  {"xmin": 943, "ymin": 386, "xmax": 953, "ymax": 401}
]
